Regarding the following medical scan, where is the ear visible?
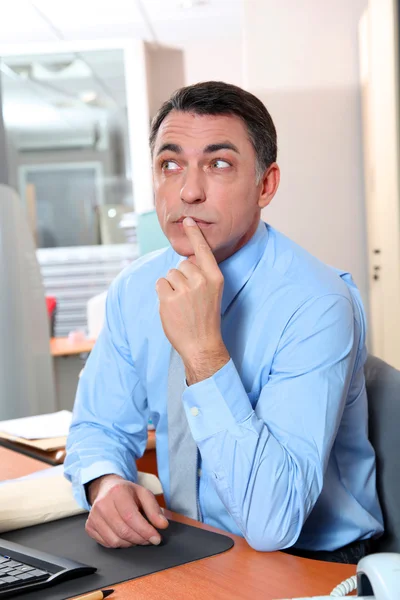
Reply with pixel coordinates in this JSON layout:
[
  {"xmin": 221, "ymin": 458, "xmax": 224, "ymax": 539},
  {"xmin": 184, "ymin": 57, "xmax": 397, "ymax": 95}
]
[{"xmin": 257, "ymin": 163, "xmax": 280, "ymax": 209}]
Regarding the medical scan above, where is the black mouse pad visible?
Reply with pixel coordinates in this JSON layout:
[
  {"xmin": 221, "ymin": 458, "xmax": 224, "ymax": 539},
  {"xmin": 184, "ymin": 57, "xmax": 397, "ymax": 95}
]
[{"xmin": 1, "ymin": 514, "xmax": 234, "ymax": 599}]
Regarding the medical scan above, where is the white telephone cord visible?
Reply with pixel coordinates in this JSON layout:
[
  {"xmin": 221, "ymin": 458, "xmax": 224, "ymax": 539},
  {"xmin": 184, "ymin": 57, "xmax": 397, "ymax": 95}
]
[{"xmin": 330, "ymin": 574, "xmax": 357, "ymax": 596}]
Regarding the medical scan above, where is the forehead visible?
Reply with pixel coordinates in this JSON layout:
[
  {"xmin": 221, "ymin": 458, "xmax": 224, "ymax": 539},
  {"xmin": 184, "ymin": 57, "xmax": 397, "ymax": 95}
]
[{"xmin": 154, "ymin": 110, "xmax": 251, "ymax": 152}]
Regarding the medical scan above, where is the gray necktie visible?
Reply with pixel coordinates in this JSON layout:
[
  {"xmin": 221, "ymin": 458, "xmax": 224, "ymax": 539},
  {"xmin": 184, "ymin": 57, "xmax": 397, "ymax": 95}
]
[{"xmin": 167, "ymin": 347, "xmax": 199, "ymax": 519}]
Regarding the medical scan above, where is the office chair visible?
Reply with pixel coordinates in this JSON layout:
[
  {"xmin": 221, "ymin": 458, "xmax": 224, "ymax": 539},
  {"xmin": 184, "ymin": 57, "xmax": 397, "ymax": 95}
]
[{"xmin": 364, "ymin": 354, "xmax": 400, "ymax": 552}]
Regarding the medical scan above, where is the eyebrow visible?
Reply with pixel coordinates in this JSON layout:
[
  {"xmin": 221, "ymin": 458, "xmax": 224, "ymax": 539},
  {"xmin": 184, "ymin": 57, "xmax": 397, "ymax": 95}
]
[
  {"xmin": 204, "ymin": 142, "xmax": 239, "ymax": 154},
  {"xmin": 156, "ymin": 141, "xmax": 240, "ymax": 156},
  {"xmin": 157, "ymin": 143, "xmax": 182, "ymax": 156}
]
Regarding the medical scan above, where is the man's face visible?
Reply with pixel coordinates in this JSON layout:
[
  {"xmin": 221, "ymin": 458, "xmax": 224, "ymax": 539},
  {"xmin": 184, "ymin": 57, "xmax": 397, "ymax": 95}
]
[{"xmin": 152, "ymin": 111, "xmax": 271, "ymax": 263}]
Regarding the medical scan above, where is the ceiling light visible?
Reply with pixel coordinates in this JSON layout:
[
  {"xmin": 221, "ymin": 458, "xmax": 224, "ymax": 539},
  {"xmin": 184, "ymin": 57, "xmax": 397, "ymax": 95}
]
[
  {"xmin": 108, "ymin": 209, "xmax": 117, "ymax": 218},
  {"xmin": 179, "ymin": 0, "xmax": 208, "ymax": 8},
  {"xmin": 80, "ymin": 91, "xmax": 98, "ymax": 104}
]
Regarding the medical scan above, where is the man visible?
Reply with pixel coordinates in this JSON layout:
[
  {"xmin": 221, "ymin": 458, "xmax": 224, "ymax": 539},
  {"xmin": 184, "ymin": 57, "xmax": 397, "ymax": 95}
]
[{"xmin": 65, "ymin": 81, "xmax": 383, "ymax": 562}]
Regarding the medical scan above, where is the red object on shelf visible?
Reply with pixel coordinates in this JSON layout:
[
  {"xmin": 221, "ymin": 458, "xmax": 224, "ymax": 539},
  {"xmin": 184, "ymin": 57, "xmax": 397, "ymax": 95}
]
[
  {"xmin": 45, "ymin": 297, "xmax": 56, "ymax": 316},
  {"xmin": 45, "ymin": 296, "xmax": 57, "ymax": 337}
]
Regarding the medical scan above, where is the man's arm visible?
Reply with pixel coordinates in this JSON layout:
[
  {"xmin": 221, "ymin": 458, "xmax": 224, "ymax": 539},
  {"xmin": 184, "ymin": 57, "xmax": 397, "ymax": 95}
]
[
  {"xmin": 64, "ymin": 276, "xmax": 148, "ymax": 510},
  {"xmin": 182, "ymin": 293, "xmax": 358, "ymax": 551},
  {"xmin": 155, "ymin": 218, "xmax": 359, "ymax": 551},
  {"xmin": 64, "ymin": 275, "xmax": 168, "ymax": 549}
]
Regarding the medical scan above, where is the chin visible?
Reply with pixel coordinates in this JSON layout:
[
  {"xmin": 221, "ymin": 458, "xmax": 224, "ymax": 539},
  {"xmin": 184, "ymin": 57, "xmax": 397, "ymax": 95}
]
[{"xmin": 169, "ymin": 238, "xmax": 196, "ymax": 257}]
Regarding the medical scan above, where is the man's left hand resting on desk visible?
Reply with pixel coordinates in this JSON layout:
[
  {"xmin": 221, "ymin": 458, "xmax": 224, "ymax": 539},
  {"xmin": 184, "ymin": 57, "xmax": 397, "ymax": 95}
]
[{"xmin": 85, "ymin": 474, "xmax": 169, "ymax": 548}]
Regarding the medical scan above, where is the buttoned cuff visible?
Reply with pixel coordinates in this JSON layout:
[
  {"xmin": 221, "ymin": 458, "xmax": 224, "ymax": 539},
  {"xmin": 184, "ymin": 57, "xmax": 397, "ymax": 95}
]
[
  {"xmin": 182, "ymin": 359, "xmax": 253, "ymax": 442},
  {"xmin": 68, "ymin": 460, "xmax": 137, "ymax": 511}
]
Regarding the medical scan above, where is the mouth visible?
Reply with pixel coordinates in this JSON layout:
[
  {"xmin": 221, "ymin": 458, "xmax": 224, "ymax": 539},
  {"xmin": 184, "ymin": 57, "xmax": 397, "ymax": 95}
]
[{"xmin": 174, "ymin": 217, "xmax": 213, "ymax": 226}]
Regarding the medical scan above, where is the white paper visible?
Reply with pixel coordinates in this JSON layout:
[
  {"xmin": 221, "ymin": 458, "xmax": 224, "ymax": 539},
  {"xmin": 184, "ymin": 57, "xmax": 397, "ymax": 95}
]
[
  {"xmin": 0, "ymin": 465, "xmax": 163, "ymax": 496},
  {"xmin": 0, "ymin": 410, "xmax": 72, "ymax": 439}
]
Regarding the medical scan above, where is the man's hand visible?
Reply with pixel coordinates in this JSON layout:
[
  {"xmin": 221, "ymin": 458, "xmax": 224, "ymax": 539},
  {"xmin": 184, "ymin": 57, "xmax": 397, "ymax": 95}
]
[
  {"xmin": 156, "ymin": 217, "xmax": 230, "ymax": 384},
  {"xmin": 85, "ymin": 474, "xmax": 169, "ymax": 548}
]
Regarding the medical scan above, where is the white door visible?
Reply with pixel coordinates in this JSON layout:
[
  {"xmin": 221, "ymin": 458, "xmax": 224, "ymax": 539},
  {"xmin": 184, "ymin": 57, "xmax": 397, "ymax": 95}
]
[{"xmin": 359, "ymin": 0, "xmax": 400, "ymax": 369}]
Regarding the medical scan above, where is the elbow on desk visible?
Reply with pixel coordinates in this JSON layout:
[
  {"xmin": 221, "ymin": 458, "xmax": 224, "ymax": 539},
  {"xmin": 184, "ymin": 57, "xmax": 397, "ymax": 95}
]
[{"xmin": 243, "ymin": 515, "xmax": 302, "ymax": 553}]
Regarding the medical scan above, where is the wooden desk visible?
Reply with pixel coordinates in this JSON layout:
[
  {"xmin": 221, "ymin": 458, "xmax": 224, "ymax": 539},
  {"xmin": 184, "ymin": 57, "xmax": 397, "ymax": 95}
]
[
  {"xmin": 1, "ymin": 448, "xmax": 355, "ymax": 600},
  {"xmin": 0, "ymin": 447, "xmax": 51, "ymax": 480},
  {"xmin": 50, "ymin": 337, "xmax": 96, "ymax": 357}
]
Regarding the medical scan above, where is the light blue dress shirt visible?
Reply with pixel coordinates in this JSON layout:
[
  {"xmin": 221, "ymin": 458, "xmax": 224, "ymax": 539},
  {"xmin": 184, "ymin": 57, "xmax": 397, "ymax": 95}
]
[{"xmin": 65, "ymin": 220, "xmax": 383, "ymax": 552}]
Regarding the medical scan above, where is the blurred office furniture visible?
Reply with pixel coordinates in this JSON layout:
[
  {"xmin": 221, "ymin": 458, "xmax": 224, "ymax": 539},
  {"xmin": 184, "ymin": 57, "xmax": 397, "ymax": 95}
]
[
  {"xmin": 137, "ymin": 210, "xmax": 169, "ymax": 255},
  {"xmin": 50, "ymin": 337, "xmax": 96, "ymax": 413},
  {"xmin": 118, "ymin": 211, "xmax": 138, "ymax": 244},
  {"xmin": 85, "ymin": 210, "xmax": 169, "ymax": 342},
  {"xmin": 365, "ymin": 354, "xmax": 400, "ymax": 553},
  {"xmin": 87, "ymin": 291, "xmax": 107, "ymax": 340},
  {"xmin": 45, "ymin": 296, "xmax": 57, "ymax": 337},
  {"xmin": 1, "ymin": 40, "xmax": 185, "ymax": 221},
  {"xmin": 97, "ymin": 204, "xmax": 132, "ymax": 244},
  {"xmin": 0, "ymin": 184, "xmax": 56, "ymax": 419},
  {"xmin": 50, "ymin": 338, "xmax": 95, "ymax": 357},
  {"xmin": 39, "ymin": 244, "xmax": 137, "ymax": 411},
  {"xmin": 0, "ymin": 74, "xmax": 7, "ymax": 186},
  {"xmin": 359, "ymin": 0, "xmax": 400, "ymax": 368},
  {"xmin": 40, "ymin": 243, "xmax": 138, "ymax": 412},
  {"xmin": 19, "ymin": 163, "xmax": 102, "ymax": 248},
  {"xmin": 37, "ymin": 243, "xmax": 138, "ymax": 338}
]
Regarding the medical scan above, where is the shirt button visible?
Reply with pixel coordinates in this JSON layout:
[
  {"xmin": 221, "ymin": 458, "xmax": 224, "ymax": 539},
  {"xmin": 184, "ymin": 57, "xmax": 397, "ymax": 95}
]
[
  {"xmin": 190, "ymin": 407, "xmax": 199, "ymax": 417},
  {"xmin": 197, "ymin": 468, "xmax": 202, "ymax": 477}
]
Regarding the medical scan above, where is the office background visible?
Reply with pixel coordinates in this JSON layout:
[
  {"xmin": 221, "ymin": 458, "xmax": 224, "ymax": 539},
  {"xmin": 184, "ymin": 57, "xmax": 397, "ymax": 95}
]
[
  {"xmin": 0, "ymin": 0, "xmax": 370, "ymax": 300},
  {"xmin": 0, "ymin": 0, "xmax": 399, "ymax": 418}
]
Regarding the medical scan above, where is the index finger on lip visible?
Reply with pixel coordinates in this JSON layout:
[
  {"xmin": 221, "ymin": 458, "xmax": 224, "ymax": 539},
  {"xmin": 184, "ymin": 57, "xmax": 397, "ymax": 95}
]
[{"xmin": 182, "ymin": 217, "xmax": 218, "ymax": 272}]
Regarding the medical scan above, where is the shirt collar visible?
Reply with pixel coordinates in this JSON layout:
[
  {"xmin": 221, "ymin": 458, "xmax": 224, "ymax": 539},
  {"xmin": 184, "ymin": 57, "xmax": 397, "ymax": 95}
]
[{"xmin": 219, "ymin": 220, "xmax": 268, "ymax": 315}]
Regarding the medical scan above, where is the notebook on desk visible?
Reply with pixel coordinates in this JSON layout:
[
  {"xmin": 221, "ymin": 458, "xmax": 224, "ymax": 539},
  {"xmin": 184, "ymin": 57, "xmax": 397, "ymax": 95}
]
[
  {"xmin": 0, "ymin": 437, "xmax": 65, "ymax": 465},
  {"xmin": 0, "ymin": 433, "xmax": 66, "ymax": 453},
  {"xmin": 0, "ymin": 412, "xmax": 70, "ymax": 465}
]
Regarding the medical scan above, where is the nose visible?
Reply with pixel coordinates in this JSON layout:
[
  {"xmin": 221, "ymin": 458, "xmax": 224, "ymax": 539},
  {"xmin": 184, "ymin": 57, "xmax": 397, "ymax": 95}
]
[{"xmin": 180, "ymin": 167, "xmax": 206, "ymax": 204}]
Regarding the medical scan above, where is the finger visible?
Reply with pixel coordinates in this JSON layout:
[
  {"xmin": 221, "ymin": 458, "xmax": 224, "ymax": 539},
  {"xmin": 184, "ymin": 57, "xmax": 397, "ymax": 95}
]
[
  {"xmin": 86, "ymin": 513, "xmax": 134, "ymax": 548},
  {"xmin": 155, "ymin": 277, "xmax": 174, "ymax": 298},
  {"xmin": 85, "ymin": 516, "xmax": 107, "ymax": 546},
  {"xmin": 177, "ymin": 258, "xmax": 201, "ymax": 280},
  {"xmin": 114, "ymin": 490, "xmax": 163, "ymax": 544},
  {"xmin": 95, "ymin": 498, "xmax": 149, "ymax": 546},
  {"xmin": 136, "ymin": 487, "xmax": 170, "ymax": 531},
  {"xmin": 182, "ymin": 217, "xmax": 218, "ymax": 273},
  {"xmin": 91, "ymin": 530, "xmax": 111, "ymax": 548},
  {"xmin": 85, "ymin": 519, "xmax": 109, "ymax": 547},
  {"xmin": 165, "ymin": 268, "xmax": 188, "ymax": 290}
]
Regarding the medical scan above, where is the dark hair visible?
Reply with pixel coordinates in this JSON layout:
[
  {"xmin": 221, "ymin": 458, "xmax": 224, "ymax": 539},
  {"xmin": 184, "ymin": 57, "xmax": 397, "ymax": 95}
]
[{"xmin": 149, "ymin": 81, "xmax": 277, "ymax": 182}]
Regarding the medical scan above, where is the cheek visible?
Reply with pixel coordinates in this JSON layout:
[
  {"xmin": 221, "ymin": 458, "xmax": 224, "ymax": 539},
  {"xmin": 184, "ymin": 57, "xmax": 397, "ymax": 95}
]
[
  {"xmin": 212, "ymin": 186, "xmax": 257, "ymax": 235},
  {"xmin": 155, "ymin": 179, "xmax": 181, "ymax": 210}
]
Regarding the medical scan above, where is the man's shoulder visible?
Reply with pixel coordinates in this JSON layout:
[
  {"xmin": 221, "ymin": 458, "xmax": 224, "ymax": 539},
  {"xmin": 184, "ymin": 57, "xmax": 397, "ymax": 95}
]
[
  {"xmin": 266, "ymin": 225, "xmax": 354, "ymax": 302},
  {"xmin": 115, "ymin": 245, "xmax": 176, "ymax": 289}
]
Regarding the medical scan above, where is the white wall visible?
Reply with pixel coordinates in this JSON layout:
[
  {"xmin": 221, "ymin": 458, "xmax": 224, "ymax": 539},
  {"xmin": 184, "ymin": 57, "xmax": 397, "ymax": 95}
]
[
  {"xmin": 183, "ymin": 37, "xmax": 243, "ymax": 87},
  {"xmin": 243, "ymin": 0, "xmax": 369, "ymax": 307}
]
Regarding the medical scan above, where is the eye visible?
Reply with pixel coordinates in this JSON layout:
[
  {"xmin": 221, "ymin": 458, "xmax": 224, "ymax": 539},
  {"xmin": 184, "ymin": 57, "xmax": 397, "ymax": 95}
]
[
  {"xmin": 211, "ymin": 159, "xmax": 231, "ymax": 169},
  {"xmin": 161, "ymin": 160, "xmax": 180, "ymax": 171}
]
